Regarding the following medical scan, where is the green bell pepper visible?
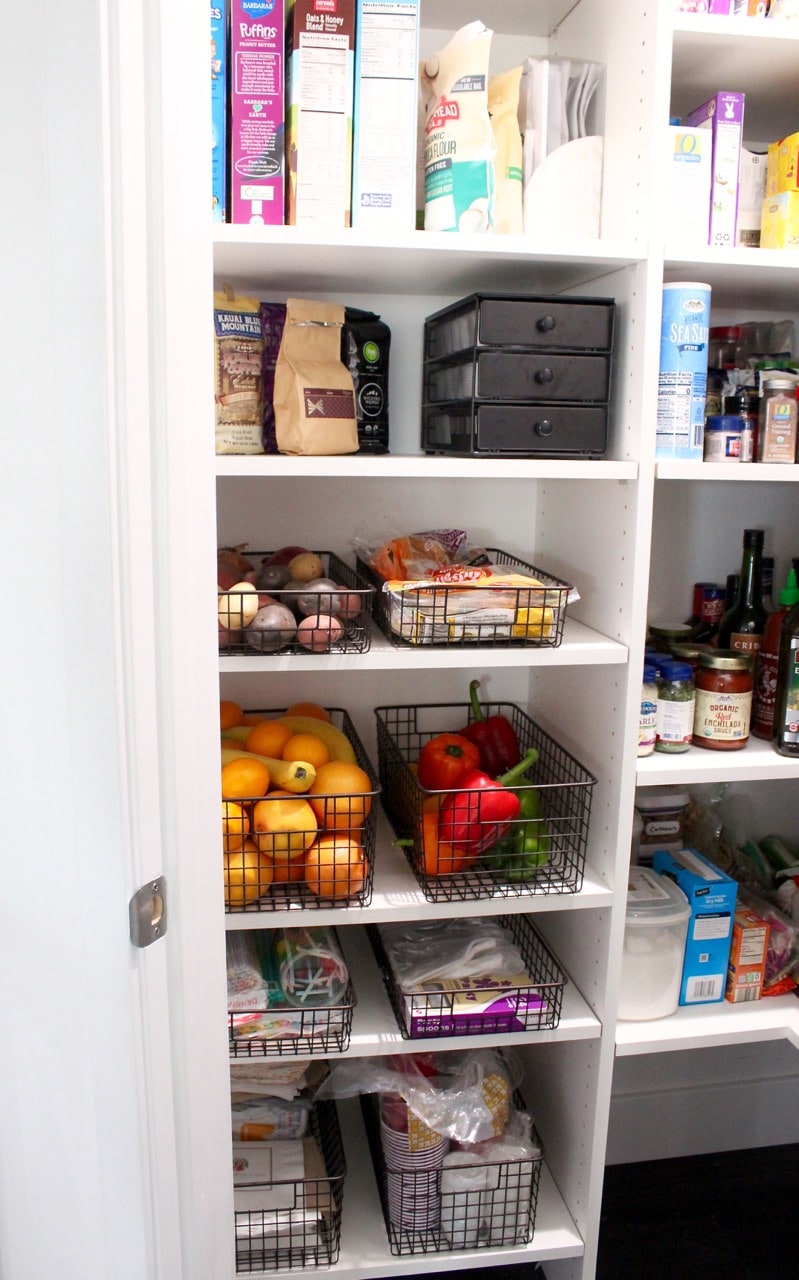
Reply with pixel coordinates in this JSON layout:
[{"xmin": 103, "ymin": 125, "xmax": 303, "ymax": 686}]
[{"xmin": 481, "ymin": 775, "xmax": 551, "ymax": 881}]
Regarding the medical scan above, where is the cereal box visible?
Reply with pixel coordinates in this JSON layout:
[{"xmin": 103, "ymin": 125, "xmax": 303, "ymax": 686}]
[
  {"xmin": 229, "ymin": 0, "xmax": 285, "ymax": 225},
  {"xmin": 210, "ymin": 1, "xmax": 227, "ymax": 220}
]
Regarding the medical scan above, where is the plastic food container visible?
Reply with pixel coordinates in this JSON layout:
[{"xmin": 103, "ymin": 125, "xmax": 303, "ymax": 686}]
[
  {"xmin": 634, "ymin": 785, "xmax": 690, "ymax": 862},
  {"xmin": 618, "ymin": 867, "xmax": 690, "ymax": 1021}
]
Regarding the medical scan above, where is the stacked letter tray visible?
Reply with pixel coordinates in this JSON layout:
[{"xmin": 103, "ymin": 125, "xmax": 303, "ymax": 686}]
[{"xmin": 421, "ymin": 292, "xmax": 614, "ymax": 458}]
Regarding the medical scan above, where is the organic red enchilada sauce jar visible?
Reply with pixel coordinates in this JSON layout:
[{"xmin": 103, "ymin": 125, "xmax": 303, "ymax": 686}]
[{"xmin": 692, "ymin": 650, "xmax": 753, "ymax": 750}]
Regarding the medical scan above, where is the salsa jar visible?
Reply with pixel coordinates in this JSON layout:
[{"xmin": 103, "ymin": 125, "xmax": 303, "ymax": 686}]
[{"xmin": 692, "ymin": 650, "xmax": 753, "ymax": 750}]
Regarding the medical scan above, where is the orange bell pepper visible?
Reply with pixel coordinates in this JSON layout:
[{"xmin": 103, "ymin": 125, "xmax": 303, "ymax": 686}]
[{"xmin": 419, "ymin": 796, "xmax": 471, "ymax": 876}]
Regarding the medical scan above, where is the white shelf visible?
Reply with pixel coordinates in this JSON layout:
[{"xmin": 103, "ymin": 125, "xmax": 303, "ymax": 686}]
[
  {"xmin": 636, "ymin": 737, "xmax": 799, "ymax": 786},
  {"xmin": 219, "ymin": 618, "xmax": 628, "ymax": 674},
  {"xmin": 224, "ymin": 811, "xmax": 613, "ymax": 931},
  {"xmin": 615, "ymin": 993, "xmax": 799, "ymax": 1057},
  {"xmin": 656, "ymin": 459, "xmax": 799, "ymax": 482},
  {"xmin": 663, "ymin": 249, "xmax": 799, "ymax": 313},
  {"xmin": 215, "ymin": 454, "xmax": 639, "ymax": 481},
  {"xmin": 213, "ymin": 225, "xmax": 644, "ymax": 296},
  {"xmin": 325, "ymin": 1097, "xmax": 584, "ymax": 1280}
]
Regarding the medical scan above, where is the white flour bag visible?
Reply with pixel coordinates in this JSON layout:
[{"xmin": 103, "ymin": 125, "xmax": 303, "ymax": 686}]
[{"xmin": 421, "ymin": 21, "xmax": 495, "ymax": 233}]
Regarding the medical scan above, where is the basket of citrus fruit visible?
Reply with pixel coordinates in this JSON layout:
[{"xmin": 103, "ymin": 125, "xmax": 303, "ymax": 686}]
[{"xmin": 220, "ymin": 700, "xmax": 380, "ymax": 911}]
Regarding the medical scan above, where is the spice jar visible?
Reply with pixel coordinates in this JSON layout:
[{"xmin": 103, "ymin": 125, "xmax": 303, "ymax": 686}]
[
  {"xmin": 655, "ymin": 660, "xmax": 695, "ymax": 753},
  {"xmin": 692, "ymin": 650, "xmax": 753, "ymax": 750},
  {"xmin": 639, "ymin": 664, "xmax": 658, "ymax": 757},
  {"xmin": 757, "ymin": 377, "xmax": 798, "ymax": 463}
]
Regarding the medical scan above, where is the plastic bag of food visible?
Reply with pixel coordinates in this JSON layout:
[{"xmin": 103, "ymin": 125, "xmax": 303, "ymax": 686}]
[
  {"xmin": 359, "ymin": 529, "xmax": 468, "ymax": 581},
  {"xmin": 214, "ymin": 287, "xmax": 265, "ymax": 454},
  {"xmin": 420, "ymin": 22, "xmax": 495, "ymax": 233},
  {"xmin": 488, "ymin": 66, "xmax": 524, "ymax": 235}
]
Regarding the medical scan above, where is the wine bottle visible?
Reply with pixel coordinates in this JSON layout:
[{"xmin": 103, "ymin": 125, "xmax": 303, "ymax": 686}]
[{"xmin": 717, "ymin": 529, "xmax": 768, "ymax": 657}]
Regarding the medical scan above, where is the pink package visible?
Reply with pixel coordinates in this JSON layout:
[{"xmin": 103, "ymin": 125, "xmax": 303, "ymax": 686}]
[
  {"xmin": 229, "ymin": 0, "xmax": 285, "ymax": 225},
  {"xmin": 676, "ymin": 1, "xmax": 732, "ymax": 11}
]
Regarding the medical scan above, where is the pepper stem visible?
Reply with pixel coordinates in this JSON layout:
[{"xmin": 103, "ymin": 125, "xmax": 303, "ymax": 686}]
[
  {"xmin": 468, "ymin": 678, "xmax": 486, "ymax": 723},
  {"xmin": 498, "ymin": 747, "xmax": 539, "ymax": 786}
]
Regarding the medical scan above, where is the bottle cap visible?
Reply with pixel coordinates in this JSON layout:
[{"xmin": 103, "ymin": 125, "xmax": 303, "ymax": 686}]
[
  {"xmin": 743, "ymin": 528, "xmax": 765, "ymax": 549},
  {"xmin": 779, "ymin": 567, "xmax": 799, "ymax": 607}
]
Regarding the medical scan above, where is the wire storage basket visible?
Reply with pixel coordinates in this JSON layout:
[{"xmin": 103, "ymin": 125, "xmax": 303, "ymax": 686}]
[
  {"xmin": 368, "ymin": 914, "xmax": 566, "ymax": 1039},
  {"xmin": 362, "ymin": 1091, "xmax": 544, "ymax": 1257},
  {"xmin": 223, "ymin": 708, "xmax": 379, "ymax": 912},
  {"xmin": 234, "ymin": 1100, "xmax": 346, "ymax": 1273},
  {"xmin": 375, "ymin": 701, "xmax": 596, "ymax": 903},
  {"xmin": 218, "ymin": 551, "xmax": 374, "ymax": 656},
  {"xmin": 356, "ymin": 547, "xmax": 571, "ymax": 648}
]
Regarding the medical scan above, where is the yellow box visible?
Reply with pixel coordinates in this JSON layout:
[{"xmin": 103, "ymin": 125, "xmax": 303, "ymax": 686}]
[
  {"xmin": 760, "ymin": 191, "xmax": 799, "ymax": 249},
  {"xmin": 766, "ymin": 131, "xmax": 799, "ymax": 196}
]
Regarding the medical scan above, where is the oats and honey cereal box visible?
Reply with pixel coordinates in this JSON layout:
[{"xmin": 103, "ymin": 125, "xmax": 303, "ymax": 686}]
[
  {"xmin": 285, "ymin": 0, "xmax": 356, "ymax": 226},
  {"xmin": 229, "ymin": 0, "xmax": 285, "ymax": 225}
]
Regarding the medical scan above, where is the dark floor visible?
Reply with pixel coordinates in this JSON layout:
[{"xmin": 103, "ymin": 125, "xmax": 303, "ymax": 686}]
[{"xmin": 394, "ymin": 1144, "xmax": 799, "ymax": 1279}]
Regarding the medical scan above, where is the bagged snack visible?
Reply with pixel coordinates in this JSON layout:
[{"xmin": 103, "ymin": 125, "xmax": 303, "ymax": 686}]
[
  {"xmin": 214, "ymin": 287, "xmax": 265, "ymax": 454},
  {"xmin": 420, "ymin": 21, "xmax": 495, "ymax": 233},
  {"xmin": 488, "ymin": 66, "xmax": 524, "ymax": 235},
  {"xmin": 260, "ymin": 302, "xmax": 287, "ymax": 453},
  {"xmin": 341, "ymin": 307, "xmax": 391, "ymax": 453},
  {"xmin": 365, "ymin": 529, "xmax": 467, "ymax": 581},
  {"xmin": 273, "ymin": 299, "xmax": 358, "ymax": 455}
]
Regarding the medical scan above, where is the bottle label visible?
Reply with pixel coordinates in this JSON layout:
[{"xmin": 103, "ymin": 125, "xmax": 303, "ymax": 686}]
[
  {"xmin": 655, "ymin": 696, "xmax": 695, "ymax": 747},
  {"xmin": 693, "ymin": 688, "xmax": 752, "ymax": 743},
  {"xmin": 729, "ymin": 631, "xmax": 762, "ymax": 656},
  {"xmin": 778, "ymin": 638, "xmax": 799, "ymax": 745},
  {"xmin": 638, "ymin": 699, "xmax": 657, "ymax": 754},
  {"xmin": 752, "ymin": 647, "xmax": 779, "ymax": 737}
]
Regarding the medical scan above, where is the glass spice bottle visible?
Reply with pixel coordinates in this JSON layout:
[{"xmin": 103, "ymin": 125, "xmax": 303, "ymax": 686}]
[
  {"xmin": 655, "ymin": 660, "xmax": 695, "ymax": 753},
  {"xmin": 639, "ymin": 663, "xmax": 658, "ymax": 757}
]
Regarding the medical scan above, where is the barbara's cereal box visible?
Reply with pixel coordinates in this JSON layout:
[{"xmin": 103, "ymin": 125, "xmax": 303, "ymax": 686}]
[
  {"xmin": 286, "ymin": 0, "xmax": 356, "ymax": 226},
  {"xmin": 211, "ymin": 2, "xmax": 227, "ymax": 221},
  {"xmin": 229, "ymin": 0, "xmax": 285, "ymax": 225}
]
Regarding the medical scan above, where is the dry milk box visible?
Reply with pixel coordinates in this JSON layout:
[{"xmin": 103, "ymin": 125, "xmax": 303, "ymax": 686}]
[
  {"xmin": 766, "ymin": 130, "xmax": 799, "ymax": 196},
  {"xmin": 665, "ymin": 125, "xmax": 712, "ymax": 247},
  {"xmin": 683, "ymin": 91, "xmax": 745, "ymax": 250},
  {"xmin": 653, "ymin": 847, "xmax": 737, "ymax": 1006},
  {"xmin": 286, "ymin": 0, "xmax": 356, "ymax": 227},
  {"xmin": 229, "ymin": 0, "xmax": 285, "ymax": 225},
  {"xmin": 351, "ymin": 0, "xmax": 420, "ymax": 231},
  {"xmin": 760, "ymin": 191, "xmax": 799, "ymax": 250},
  {"xmin": 211, "ymin": 1, "xmax": 227, "ymax": 221},
  {"xmin": 736, "ymin": 148, "xmax": 767, "ymax": 246}
]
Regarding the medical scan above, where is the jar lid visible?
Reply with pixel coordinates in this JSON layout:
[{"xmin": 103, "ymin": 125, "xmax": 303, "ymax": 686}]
[
  {"xmin": 670, "ymin": 643, "xmax": 714, "ymax": 661},
  {"xmin": 648, "ymin": 622, "xmax": 693, "ymax": 641},
  {"xmin": 698, "ymin": 649, "xmax": 752, "ymax": 671},
  {"xmin": 626, "ymin": 866, "xmax": 691, "ymax": 925},
  {"xmin": 658, "ymin": 661, "xmax": 693, "ymax": 681},
  {"xmin": 704, "ymin": 415, "xmax": 743, "ymax": 432},
  {"xmin": 643, "ymin": 663, "xmax": 658, "ymax": 682},
  {"xmin": 763, "ymin": 377, "xmax": 797, "ymax": 390},
  {"xmin": 634, "ymin": 784, "xmax": 690, "ymax": 813}
]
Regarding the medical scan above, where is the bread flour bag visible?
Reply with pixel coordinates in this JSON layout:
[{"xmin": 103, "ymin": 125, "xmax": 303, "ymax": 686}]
[
  {"xmin": 421, "ymin": 21, "xmax": 495, "ymax": 233},
  {"xmin": 489, "ymin": 65, "xmax": 523, "ymax": 235},
  {"xmin": 213, "ymin": 287, "xmax": 264, "ymax": 454},
  {"xmin": 273, "ymin": 299, "xmax": 358, "ymax": 455}
]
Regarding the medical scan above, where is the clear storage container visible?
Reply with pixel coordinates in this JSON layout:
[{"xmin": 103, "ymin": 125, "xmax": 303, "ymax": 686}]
[{"xmin": 618, "ymin": 867, "xmax": 690, "ymax": 1021}]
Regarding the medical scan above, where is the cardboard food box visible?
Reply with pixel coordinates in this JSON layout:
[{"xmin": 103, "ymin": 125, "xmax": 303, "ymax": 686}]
[
  {"xmin": 210, "ymin": 1, "xmax": 227, "ymax": 220},
  {"xmin": 760, "ymin": 191, "xmax": 799, "ymax": 250},
  {"xmin": 285, "ymin": 0, "xmax": 356, "ymax": 226},
  {"xmin": 736, "ymin": 148, "xmax": 767, "ymax": 247},
  {"xmin": 652, "ymin": 847, "xmax": 737, "ymax": 1006},
  {"xmin": 665, "ymin": 125, "xmax": 713, "ymax": 248},
  {"xmin": 229, "ymin": 0, "xmax": 285, "ymax": 225},
  {"xmin": 725, "ymin": 904, "xmax": 770, "ymax": 1003},
  {"xmin": 683, "ymin": 91, "xmax": 745, "ymax": 250},
  {"xmin": 766, "ymin": 130, "xmax": 799, "ymax": 195}
]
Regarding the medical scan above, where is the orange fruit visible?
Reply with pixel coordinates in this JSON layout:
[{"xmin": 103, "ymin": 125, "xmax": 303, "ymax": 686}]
[
  {"xmin": 270, "ymin": 851, "xmax": 308, "ymax": 884},
  {"xmin": 308, "ymin": 760, "xmax": 373, "ymax": 830},
  {"xmin": 251, "ymin": 791, "xmax": 318, "ymax": 860},
  {"xmin": 221, "ymin": 755, "xmax": 271, "ymax": 800},
  {"xmin": 284, "ymin": 702, "xmax": 332, "ymax": 722},
  {"xmin": 304, "ymin": 833, "xmax": 366, "ymax": 899},
  {"xmin": 222, "ymin": 800, "xmax": 249, "ymax": 852},
  {"xmin": 220, "ymin": 699, "xmax": 244, "ymax": 731},
  {"xmin": 281, "ymin": 732, "xmax": 330, "ymax": 768},
  {"xmin": 223, "ymin": 838, "xmax": 274, "ymax": 907},
  {"xmin": 245, "ymin": 719, "xmax": 293, "ymax": 758}
]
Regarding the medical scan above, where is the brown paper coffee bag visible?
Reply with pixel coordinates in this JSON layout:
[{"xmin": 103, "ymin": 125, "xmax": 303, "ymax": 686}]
[{"xmin": 273, "ymin": 299, "xmax": 358, "ymax": 455}]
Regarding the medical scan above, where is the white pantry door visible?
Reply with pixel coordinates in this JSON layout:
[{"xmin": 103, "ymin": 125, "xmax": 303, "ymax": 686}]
[{"xmin": 0, "ymin": 1, "xmax": 229, "ymax": 1277}]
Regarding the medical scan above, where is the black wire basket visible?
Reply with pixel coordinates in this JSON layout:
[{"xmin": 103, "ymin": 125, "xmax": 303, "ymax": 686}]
[
  {"xmin": 361, "ymin": 1091, "xmax": 544, "ymax": 1257},
  {"xmin": 229, "ymin": 979, "xmax": 357, "ymax": 1058},
  {"xmin": 357, "ymin": 547, "xmax": 571, "ymax": 649},
  {"xmin": 223, "ymin": 708, "xmax": 379, "ymax": 912},
  {"xmin": 374, "ymin": 701, "xmax": 596, "ymax": 903},
  {"xmin": 219, "ymin": 551, "xmax": 374, "ymax": 657},
  {"xmin": 368, "ymin": 914, "xmax": 566, "ymax": 1039},
  {"xmin": 234, "ymin": 1100, "xmax": 346, "ymax": 1273}
]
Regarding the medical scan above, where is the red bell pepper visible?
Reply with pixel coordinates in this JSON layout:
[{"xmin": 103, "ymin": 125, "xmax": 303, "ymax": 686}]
[
  {"xmin": 437, "ymin": 748, "xmax": 539, "ymax": 857},
  {"xmin": 416, "ymin": 732, "xmax": 480, "ymax": 791},
  {"xmin": 460, "ymin": 679, "xmax": 521, "ymax": 776}
]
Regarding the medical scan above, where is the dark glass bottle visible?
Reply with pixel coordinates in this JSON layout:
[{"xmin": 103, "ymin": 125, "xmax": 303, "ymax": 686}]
[
  {"xmin": 717, "ymin": 529, "xmax": 768, "ymax": 659},
  {"xmin": 773, "ymin": 599, "xmax": 799, "ymax": 756}
]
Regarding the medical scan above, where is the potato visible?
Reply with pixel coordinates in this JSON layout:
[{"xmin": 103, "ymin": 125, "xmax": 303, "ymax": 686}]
[
  {"xmin": 288, "ymin": 551, "xmax": 325, "ymax": 582},
  {"xmin": 296, "ymin": 613, "xmax": 345, "ymax": 653},
  {"xmin": 218, "ymin": 582, "xmax": 259, "ymax": 630}
]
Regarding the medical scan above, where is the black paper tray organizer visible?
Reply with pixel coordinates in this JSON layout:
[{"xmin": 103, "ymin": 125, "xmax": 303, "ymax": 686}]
[
  {"xmin": 357, "ymin": 548, "xmax": 572, "ymax": 649},
  {"xmin": 361, "ymin": 1091, "xmax": 544, "ymax": 1258},
  {"xmin": 375, "ymin": 701, "xmax": 596, "ymax": 903},
  {"xmin": 368, "ymin": 914, "xmax": 566, "ymax": 1040},
  {"xmin": 423, "ymin": 293, "xmax": 615, "ymax": 360},
  {"xmin": 218, "ymin": 551, "xmax": 374, "ymax": 657},
  {"xmin": 224, "ymin": 708, "xmax": 379, "ymax": 914},
  {"xmin": 229, "ymin": 977, "xmax": 357, "ymax": 1059},
  {"xmin": 234, "ymin": 1100, "xmax": 346, "ymax": 1274}
]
